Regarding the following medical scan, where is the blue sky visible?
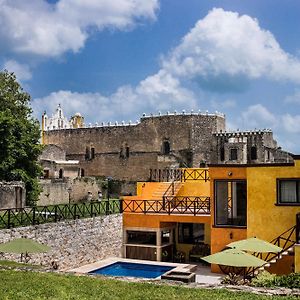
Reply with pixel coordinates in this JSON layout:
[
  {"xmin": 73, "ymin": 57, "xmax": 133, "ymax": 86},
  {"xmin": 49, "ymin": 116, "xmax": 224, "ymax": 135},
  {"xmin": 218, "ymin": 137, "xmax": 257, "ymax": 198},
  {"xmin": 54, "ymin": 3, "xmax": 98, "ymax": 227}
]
[{"xmin": 1, "ymin": 0, "xmax": 300, "ymax": 153}]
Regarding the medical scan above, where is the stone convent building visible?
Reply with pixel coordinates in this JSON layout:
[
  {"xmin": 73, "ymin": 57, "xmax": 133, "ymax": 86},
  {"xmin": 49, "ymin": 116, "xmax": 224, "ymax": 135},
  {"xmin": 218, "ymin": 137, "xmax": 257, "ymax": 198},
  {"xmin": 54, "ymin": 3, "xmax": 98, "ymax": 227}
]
[{"xmin": 42, "ymin": 105, "xmax": 292, "ymax": 189}]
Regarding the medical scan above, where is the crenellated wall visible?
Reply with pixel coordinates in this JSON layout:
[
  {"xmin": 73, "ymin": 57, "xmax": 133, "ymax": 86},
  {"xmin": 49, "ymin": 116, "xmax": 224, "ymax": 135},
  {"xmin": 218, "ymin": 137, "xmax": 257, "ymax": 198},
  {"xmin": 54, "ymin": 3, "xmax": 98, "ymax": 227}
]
[{"xmin": 44, "ymin": 113, "xmax": 226, "ymax": 182}]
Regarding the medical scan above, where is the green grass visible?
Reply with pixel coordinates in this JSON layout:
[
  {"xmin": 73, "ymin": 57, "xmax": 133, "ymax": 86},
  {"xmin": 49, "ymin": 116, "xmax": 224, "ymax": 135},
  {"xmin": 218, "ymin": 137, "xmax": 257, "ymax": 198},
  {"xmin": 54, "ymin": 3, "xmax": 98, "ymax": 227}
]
[
  {"xmin": 0, "ymin": 270, "xmax": 298, "ymax": 300},
  {"xmin": 0, "ymin": 260, "xmax": 42, "ymax": 269}
]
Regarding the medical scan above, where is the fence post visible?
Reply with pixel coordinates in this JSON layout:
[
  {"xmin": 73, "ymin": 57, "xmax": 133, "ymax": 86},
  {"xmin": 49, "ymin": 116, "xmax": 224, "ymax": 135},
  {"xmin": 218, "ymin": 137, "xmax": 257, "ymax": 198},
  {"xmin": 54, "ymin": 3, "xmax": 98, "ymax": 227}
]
[
  {"xmin": 7, "ymin": 209, "xmax": 11, "ymax": 229},
  {"xmin": 73, "ymin": 203, "xmax": 77, "ymax": 220},
  {"xmin": 32, "ymin": 207, "xmax": 36, "ymax": 225},
  {"xmin": 54, "ymin": 205, "xmax": 58, "ymax": 222},
  {"xmin": 105, "ymin": 200, "xmax": 110, "ymax": 215},
  {"xmin": 90, "ymin": 202, "xmax": 94, "ymax": 217},
  {"xmin": 119, "ymin": 199, "xmax": 123, "ymax": 213}
]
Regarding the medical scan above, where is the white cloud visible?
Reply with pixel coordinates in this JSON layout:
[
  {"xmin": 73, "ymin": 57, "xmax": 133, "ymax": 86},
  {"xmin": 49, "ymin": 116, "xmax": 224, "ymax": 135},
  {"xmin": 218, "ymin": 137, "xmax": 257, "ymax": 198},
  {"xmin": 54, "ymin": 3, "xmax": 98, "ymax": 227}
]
[
  {"xmin": 240, "ymin": 104, "xmax": 276, "ymax": 129},
  {"xmin": 0, "ymin": 0, "xmax": 159, "ymax": 57},
  {"xmin": 210, "ymin": 99, "xmax": 236, "ymax": 110},
  {"xmin": 282, "ymin": 114, "xmax": 300, "ymax": 133},
  {"xmin": 33, "ymin": 72, "xmax": 196, "ymax": 123},
  {"xmin": 284, "ymin": 90, "xmax": 300, "ymax": 104},
  {"xmin": 161, "ymin": 8, "xmax": 300, "ymax": 89},
  {"xmin": 3, "ymin": 60, "xmax": 32, "ymax": 81}
]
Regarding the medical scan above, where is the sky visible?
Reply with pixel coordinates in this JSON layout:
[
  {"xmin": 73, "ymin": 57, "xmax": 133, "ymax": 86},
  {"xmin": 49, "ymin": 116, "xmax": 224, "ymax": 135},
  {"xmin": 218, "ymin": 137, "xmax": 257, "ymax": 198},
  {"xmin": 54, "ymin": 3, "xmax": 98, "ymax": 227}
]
[{"xmin": 1, "ymin": 0, "xmax": 300, "ymax": 153}]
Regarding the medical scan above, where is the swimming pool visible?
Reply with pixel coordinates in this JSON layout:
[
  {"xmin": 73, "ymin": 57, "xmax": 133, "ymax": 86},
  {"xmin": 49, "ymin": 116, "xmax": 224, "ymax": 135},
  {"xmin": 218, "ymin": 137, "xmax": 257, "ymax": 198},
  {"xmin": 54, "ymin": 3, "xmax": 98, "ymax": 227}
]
[{"xmin": 88, "ymin": 261, "xmax": 174, "ymax": 279}]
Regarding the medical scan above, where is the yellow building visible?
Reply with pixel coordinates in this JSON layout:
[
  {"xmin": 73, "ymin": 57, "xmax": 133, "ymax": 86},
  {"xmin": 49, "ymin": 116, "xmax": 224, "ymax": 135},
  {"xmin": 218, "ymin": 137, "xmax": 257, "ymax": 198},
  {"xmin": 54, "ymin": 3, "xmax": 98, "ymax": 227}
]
[
  {"xmin": 123, "ymin": 159, "xmax": 300, "ymax": 275},
  {"xmin": 209, "ymin": 156, "xmax": 300, "ymax": 274}
]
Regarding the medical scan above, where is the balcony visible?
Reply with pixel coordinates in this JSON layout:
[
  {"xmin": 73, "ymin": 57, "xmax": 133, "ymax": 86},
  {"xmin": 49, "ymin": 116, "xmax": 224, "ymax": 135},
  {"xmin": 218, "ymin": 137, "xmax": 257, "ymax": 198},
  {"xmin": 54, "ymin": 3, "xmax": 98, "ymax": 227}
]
[{"xmin": 122, "ymin": 196, "xmax": 210, "ymax": 216}]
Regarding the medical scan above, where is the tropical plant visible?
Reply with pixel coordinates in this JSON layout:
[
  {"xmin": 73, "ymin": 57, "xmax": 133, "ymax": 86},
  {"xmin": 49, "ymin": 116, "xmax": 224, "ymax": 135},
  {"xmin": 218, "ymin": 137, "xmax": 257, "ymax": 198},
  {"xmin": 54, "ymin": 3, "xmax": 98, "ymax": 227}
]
[{"xmin": 0, "ymin": 71, "xmax": 43, "ymax": 205}]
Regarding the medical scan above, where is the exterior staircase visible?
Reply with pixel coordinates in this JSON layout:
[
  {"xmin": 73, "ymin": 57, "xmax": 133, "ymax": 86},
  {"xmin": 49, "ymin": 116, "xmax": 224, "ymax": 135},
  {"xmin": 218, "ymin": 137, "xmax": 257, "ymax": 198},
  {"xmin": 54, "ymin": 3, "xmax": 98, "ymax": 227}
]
[
  {"xmin": 248, "ymin": 225, "xmax": 297, "ymax": 276},
  {"xmin": 150, "ymin": 182, "xmax": 182, "ymax": 200}
]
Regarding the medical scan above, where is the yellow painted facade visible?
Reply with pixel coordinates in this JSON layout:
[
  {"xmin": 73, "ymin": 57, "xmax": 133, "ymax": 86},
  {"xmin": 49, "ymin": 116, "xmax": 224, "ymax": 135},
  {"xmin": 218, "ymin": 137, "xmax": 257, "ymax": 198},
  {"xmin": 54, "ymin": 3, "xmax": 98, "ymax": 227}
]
[
  {"xmin": 247, "ymin": 162, "xmax": 300, "ymax": 241},
  {"xmin": 295, "ymin": 245, "xmax": 300, "ymax": 273},
  {"xmin": 123, "ymin": 163, "xmax": 300, "ymax": 274},
  {"xmin": 209, "ymin": 159, "xmax": 300, "ymax": 274}
]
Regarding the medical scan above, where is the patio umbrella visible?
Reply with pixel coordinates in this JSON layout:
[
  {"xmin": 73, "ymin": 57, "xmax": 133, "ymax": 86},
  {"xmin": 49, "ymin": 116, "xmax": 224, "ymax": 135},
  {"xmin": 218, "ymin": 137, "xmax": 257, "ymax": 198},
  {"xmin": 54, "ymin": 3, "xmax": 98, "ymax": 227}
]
[
  {"xmin": 201, "ymin": 248, "xmax": 266, "ymax": 267},
  {"xmin": 0, "ymin": 238, "xmax": 51, "ymax": 262},
  {"xmin": 227, "ymin": 237, "xmax": 282, "ymax": 253}
]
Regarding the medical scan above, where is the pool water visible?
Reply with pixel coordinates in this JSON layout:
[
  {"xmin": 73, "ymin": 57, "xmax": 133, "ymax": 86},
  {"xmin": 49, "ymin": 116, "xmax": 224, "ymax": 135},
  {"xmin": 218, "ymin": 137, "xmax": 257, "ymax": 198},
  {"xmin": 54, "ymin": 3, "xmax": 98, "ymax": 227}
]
[{"xmin": 89, "ymin": 262, "xmax": 174, "ymax": 279}]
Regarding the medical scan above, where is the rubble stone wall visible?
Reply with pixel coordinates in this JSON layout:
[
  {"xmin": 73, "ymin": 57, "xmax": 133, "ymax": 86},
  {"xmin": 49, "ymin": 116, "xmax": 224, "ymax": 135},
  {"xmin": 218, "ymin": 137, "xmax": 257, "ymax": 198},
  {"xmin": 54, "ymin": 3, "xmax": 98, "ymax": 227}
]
[{"xmin": 0, "ymin": 214, "xmax": 123, "ymax": 270}]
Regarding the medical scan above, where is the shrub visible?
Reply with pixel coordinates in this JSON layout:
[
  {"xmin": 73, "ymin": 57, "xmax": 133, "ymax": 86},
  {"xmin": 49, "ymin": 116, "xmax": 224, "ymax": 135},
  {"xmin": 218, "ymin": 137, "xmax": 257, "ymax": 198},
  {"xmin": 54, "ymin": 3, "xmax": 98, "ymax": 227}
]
[
  {"xmin": 221, "ymin": 273, "xmax": 243, "ymax": 285},
  {"xmin": 251, "ymin": 271, "xmax": 300, "ymax": 289},
  {"xmin": 273, "ymin": 273, "xmax": 300, "ymax": 289},
  {"xmin": 251, "ymin": 271, "xmax": 276, "ymax": 287}
]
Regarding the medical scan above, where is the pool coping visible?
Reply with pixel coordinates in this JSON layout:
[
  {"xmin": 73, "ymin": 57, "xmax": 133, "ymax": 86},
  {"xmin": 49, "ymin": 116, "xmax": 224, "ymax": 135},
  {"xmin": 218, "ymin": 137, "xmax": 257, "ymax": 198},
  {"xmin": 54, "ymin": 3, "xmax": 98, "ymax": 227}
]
[{"xmin": 68, "ymin": 257, "xmax": 197, "ymax": 280}]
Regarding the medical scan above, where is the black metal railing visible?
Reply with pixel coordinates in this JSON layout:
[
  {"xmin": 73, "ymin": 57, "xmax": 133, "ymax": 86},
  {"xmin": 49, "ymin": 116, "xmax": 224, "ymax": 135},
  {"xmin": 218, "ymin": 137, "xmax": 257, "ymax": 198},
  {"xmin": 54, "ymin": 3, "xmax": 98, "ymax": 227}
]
[
  {"xmin": 0, "ymin": 200, "xmax": 122, "ymax": 229},
  {"xmin": 296, "ymin": 212, "xmax": 300, "ymax": 243},
  {"xmin": 246, "ymin": 225, "xmax": 297, "ymax": 276},
  {"xmin": 149, "ymin": 168, "xmax": 209, "ymax": 182},
  {"xmin": 149, "ymin": 168, "xmax": 182, "ymax": 182},
  {"xmin": 122, "ymin": 196, "xmax": 210, "ymax": 215}
]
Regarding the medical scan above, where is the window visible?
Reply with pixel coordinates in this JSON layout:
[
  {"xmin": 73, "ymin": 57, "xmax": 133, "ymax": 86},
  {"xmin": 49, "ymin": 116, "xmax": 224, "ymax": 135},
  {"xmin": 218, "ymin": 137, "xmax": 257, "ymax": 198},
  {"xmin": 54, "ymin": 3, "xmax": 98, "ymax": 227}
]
[
  {"xmin": 230, "ymin": 148, "xmax": 238, "ymax": 160},
  {"xmin": 127, "ymin": 231, "xmax": 156, "ymax": 245},
  {"xmin": 215, "ymin": 180, "xmax": 247, "ymax": 227},
  {"xmin": 80, "ymin": 168, "xmax": 85, "ymax": 177},
  {"xmin": 251, "ymin": 146, "xmax": 257, "ymax": 160},
  {"xmin": 220, "ymin": 146, "xmax": 225, "ymax": 161},
  {"xmin": 91, "ymin": 147, "xmax": 95, "ymax": 159},
  {"xmin": 278, "ymin": 179, "xmax": 300, "ymax": 204},
  {"xmin": 58, "ymin": 169, "xmax": 63, "ymax": 179},
  {"xmin": 178, "ymin": 223, "xmax": 204, "ymax": 244},
  {"xmin": 162, "ymin": 140, "xmax": 170, "ymax": 155},
  {"xmin": 85, "ymin": 147, "xmax": 90, "ymax": 160}
]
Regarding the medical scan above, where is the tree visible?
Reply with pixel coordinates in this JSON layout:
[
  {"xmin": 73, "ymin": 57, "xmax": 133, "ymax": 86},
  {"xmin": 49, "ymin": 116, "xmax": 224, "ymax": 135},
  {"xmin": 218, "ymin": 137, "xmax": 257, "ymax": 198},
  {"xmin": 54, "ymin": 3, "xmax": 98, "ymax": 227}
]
[{"xmin": 0, "ymin": 71, "xmax": 43, "ymax": 205}]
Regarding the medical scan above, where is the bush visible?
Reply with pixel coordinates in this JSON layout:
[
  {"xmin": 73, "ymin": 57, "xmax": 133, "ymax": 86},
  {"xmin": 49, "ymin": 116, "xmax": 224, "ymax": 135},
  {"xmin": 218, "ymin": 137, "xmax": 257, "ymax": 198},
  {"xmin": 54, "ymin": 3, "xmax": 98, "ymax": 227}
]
[
  {"xmin": 274, "ymin": 273, "xmax": 300, "ymax": 289},
  {"xmin": 251, "ymin": 271, "xmax": 300, "ymax": 289},
  {"xmin": 251, "ymin": 271, "xmax": 276, "ymax": 287}
]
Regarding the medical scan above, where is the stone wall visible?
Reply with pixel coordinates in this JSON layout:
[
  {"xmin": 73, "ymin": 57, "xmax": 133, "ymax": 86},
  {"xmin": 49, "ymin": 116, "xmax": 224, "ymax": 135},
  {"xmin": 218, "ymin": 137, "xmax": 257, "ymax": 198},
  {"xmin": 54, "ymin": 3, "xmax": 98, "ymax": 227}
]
[
  {"xmin": 38, "ymin": 177, "xmax": 104, "ymax": 206},
  {"xmin": 0, "ymin": 181, "xmax": 26, "ymax": 209},
  {"xmin": 211, "ymin": 130, "xmax": 292, "ymax": 164},
  {"xmin": 44, "ymin": 113, "xmax": 226, "ymax": 182},
  {"xmin": 39, "ymin": 144, "xmax": 66, "ymax": 161},
  {"xmin": 0, "ymin": 214, "xmax": 123, "ymax": 270}
]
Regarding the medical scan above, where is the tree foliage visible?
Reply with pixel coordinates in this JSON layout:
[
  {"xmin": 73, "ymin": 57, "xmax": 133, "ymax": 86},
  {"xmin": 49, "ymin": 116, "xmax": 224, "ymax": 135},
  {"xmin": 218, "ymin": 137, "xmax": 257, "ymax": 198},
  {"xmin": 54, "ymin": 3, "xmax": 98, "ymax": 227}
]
[{"xmin": 0, "ymin": 71, "xmax": 42, "ymax": 205}]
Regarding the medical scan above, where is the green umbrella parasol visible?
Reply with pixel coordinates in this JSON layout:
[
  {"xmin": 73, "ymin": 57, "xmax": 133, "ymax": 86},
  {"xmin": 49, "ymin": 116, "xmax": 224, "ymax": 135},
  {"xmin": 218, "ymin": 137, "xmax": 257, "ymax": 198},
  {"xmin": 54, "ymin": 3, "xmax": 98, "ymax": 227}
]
[
  {"xmin": 201, "ymin": 248, "xmax": 266, "ymax": 267},
  {"xmin": 0, "ymin": 238, "xmax": 51, "ymax": 262},
  {"xmin": 227, "ymin": 237, "xmax": 282, "ymax": 253}
]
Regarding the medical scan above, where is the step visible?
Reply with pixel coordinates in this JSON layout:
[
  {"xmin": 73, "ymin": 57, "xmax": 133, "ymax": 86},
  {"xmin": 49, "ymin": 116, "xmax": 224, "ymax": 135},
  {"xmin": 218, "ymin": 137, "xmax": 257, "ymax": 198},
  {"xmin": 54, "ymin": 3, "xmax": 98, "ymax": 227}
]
[
  {"xmin": 264, "ymin": 263, "xmax": 271, "ymax": 267},
  {"xmin": 259, "ymin": 267, "xmax": 265, "ymax": 271},
  {"xmin": 282, "ymin": 251, "xmax": 288, "ymax": 255},
  {"xmin": 270, "ymin": 259, "xmax": 277, "ymax": 263}
]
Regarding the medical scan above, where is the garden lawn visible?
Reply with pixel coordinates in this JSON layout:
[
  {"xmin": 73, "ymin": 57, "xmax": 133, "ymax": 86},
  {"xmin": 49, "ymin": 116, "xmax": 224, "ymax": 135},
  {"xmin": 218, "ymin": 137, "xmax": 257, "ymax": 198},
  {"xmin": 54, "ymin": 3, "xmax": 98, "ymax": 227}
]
[{"xmin": 0, "ymin": 270, "xmax": 298, "ymax": 300}]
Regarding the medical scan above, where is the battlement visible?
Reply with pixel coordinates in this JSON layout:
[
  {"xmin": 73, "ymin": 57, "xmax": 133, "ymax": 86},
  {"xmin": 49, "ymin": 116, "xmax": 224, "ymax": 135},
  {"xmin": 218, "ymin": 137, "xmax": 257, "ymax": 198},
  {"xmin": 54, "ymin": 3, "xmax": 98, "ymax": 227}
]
[
  {"xmin": 213, "ymin": 128, "xmax": 273, "ymax": 137},
  {"xmin": 44, "ymin": 109, "xmax": 226, "ymax": 132}
]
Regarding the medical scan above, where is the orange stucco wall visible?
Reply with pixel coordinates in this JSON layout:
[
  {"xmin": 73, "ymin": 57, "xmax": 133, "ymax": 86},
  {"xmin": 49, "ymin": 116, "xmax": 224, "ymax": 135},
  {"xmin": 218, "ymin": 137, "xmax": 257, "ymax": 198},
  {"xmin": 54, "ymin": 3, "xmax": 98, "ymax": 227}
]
[{"xmin": 123, "ymin": 213, "xmax": 210, "ymax": 229}]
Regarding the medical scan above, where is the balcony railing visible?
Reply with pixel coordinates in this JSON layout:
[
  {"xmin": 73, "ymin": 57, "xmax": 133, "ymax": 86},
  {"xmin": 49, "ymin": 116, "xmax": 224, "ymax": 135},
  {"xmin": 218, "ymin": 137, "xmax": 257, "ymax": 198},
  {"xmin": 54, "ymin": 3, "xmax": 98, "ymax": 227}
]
[
  {"xmin": 123, "ymin": 196, "xmax": 210, "ymax": 215},
  {"xmin": 149, "ymin": 168, "xmax": 209, "ymax": 182}
]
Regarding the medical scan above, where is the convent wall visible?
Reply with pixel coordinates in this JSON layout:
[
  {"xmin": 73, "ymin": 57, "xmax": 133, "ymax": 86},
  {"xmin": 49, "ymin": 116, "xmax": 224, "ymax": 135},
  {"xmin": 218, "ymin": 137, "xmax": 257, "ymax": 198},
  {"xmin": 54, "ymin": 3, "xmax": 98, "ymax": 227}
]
[{"xmin": 44, "ymin": 114, "xmax": 226, "ymax": 182}]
